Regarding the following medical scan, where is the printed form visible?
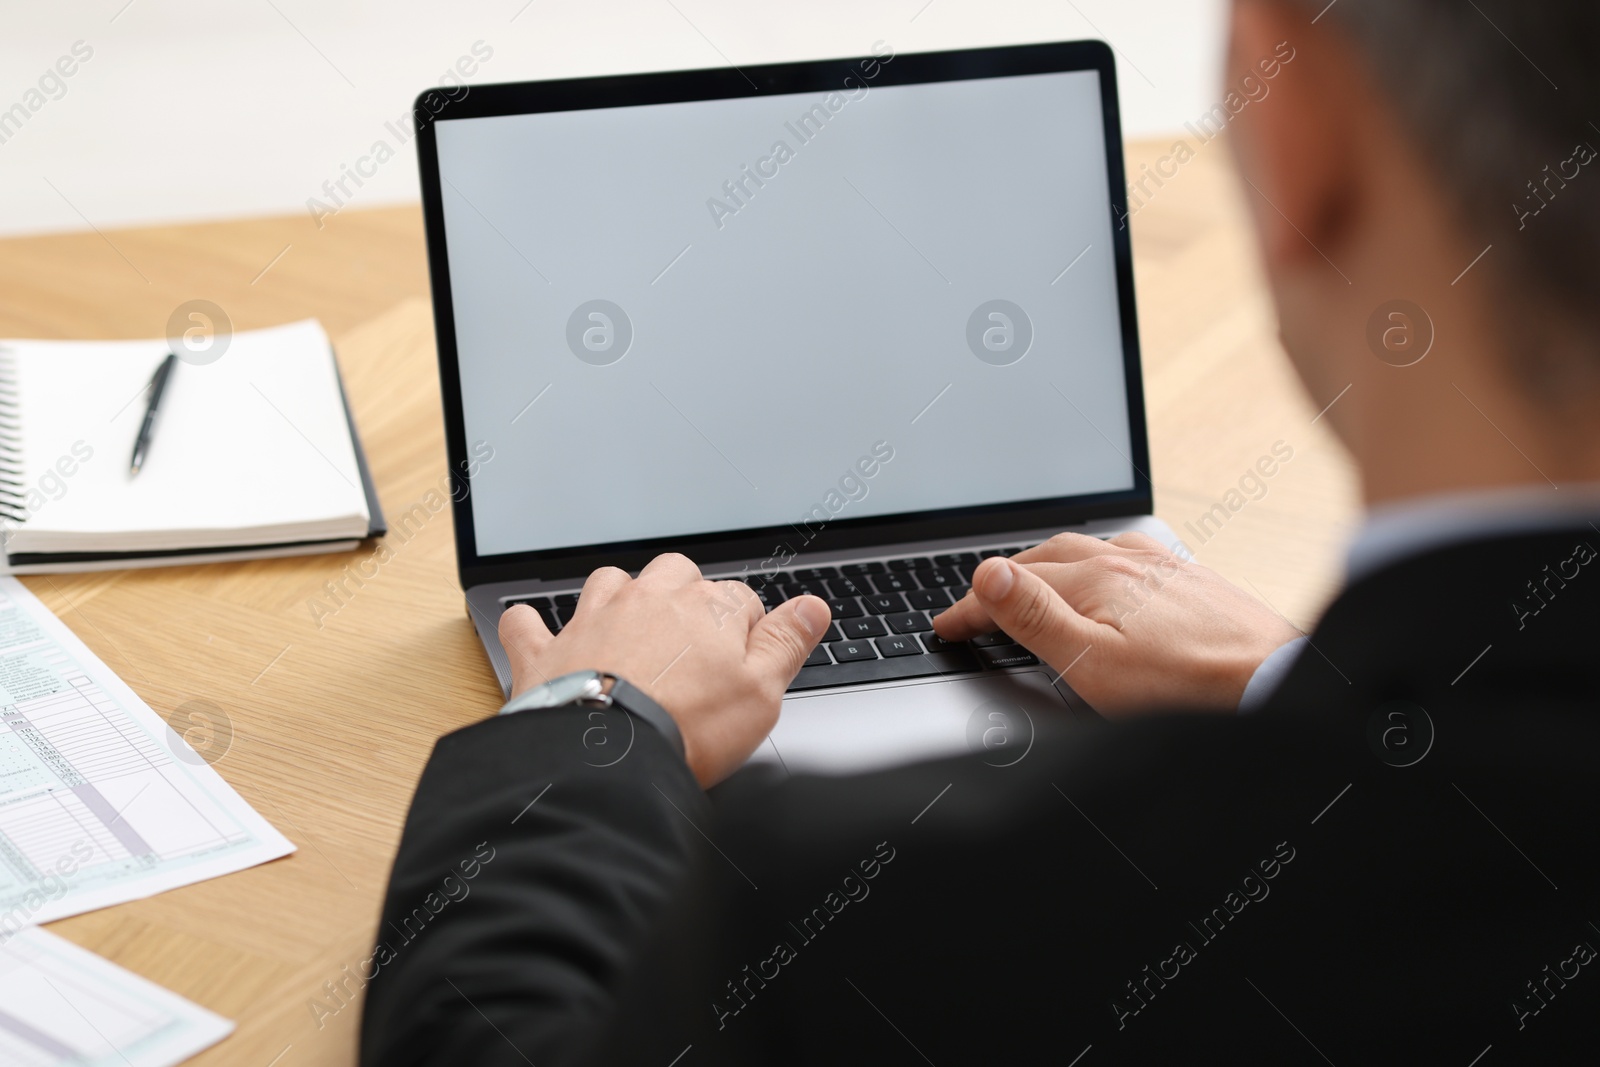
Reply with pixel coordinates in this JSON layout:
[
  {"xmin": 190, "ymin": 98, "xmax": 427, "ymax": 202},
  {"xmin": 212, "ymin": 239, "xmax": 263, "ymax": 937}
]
[
  {"xmin": 0, "ymin": 925, "xmax": 231, "ymax": 1066},
  {"xmin": 0, "ymin": 577, "xmax": 293, "ymax": 925}
]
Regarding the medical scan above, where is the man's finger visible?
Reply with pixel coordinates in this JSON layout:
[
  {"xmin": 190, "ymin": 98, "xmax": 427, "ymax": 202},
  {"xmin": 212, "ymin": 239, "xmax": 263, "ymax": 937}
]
[
  {"xmin": 573, "ymin": 566, "xmax": 632, "ymax": 619},
  {"xmin": 940, "ymin": 555, "xmax": 1173, "ymax": 639},
  {"xmin": 1010, "ymin": 531, "xmax": 1124, "ymax": 566},
  {"xmin": 935, "ymin": 561, "xmax": 1079, "ymax": 639},
  {"xmin": 710, "ymin": 579, "xmax": 764, "ymax": 633},
  {"xmin": 1107, "ymin": 531, "xmax": 1166, "ymax": 552},
  {"xmin": 498, "ymin": 603, "xmax": 554, "ymax": 662},
  {"xmin": 933, "ymin": 585, "xmax": 999, "ymax": 640},
  {"xmin": 746, "ymin": 594, "xmax": 831, "ymax": 683},
  {"xmin": 637, "ymin": 552, "xmax": 703, "ymax": 587},
  {"xmin": 961, "ymin": 558, "xmax": 1099, "ymax": 667}
]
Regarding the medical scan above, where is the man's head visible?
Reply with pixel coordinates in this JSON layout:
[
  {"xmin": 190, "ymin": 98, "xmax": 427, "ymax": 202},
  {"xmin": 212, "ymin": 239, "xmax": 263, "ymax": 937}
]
[{"xmin": 1225, "ymin": 0, "xmax": 1600, "ymax": 504}]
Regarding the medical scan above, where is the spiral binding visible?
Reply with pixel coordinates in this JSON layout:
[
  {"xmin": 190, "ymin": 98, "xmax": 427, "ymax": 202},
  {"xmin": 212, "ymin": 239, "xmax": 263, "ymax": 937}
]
[{"xmin": 0, "ymin": 347, "xmax": 27, "ymax": 526}]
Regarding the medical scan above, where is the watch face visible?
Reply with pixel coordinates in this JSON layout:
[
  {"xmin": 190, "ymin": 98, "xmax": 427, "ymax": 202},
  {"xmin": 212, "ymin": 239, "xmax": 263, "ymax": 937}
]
[{"xmin": 532, "ymin": 670, "xmax": 604, "ymax": 708}]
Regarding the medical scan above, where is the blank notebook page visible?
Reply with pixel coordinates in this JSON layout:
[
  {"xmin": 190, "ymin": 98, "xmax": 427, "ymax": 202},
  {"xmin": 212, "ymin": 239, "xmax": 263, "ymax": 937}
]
[{"xmin": 5, "ymin": 319, "xmax": 369, "ymax": 554}]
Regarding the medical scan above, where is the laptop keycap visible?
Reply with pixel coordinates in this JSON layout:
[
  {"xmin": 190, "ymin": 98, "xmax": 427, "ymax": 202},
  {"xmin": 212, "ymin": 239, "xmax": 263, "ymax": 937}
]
[
  {"xmin": 788, "ymin": 649, "xmax": 980, "ymax": 691},
  {"xmin": 885, "ymin": 610, "xmax": 933, "ymax": 634},
  {"xmin": 864, "ymin": 592, "xmax": 907, "ymax": 615},
  {"xmin": 920, "ymin": 568, "xmax": 962, "ymax": 588},
  {"xmin": 919, "ymin": 632, "xmax": 962, "ymax": 654},
  {"xmin": 782, "ymin": 579, "xmax": 830, "ymax": 599},
  {"xmin": 841, "ymin": 616, "xmax": 887, "ymax": 639},
  {"xmin": 792, "ymin": 567, "xmax": 838, "ymax": 581},
  {"xmin": 872, "ymin": 572, "xmax": 918, "ymax": 594},
  {"xmin": 971, "ymin": 631, "xmax": 1016, "ymax": 648},
  {"xmin": 976, "ymin": 645, "xmax": 1039, "ymax": 669},
  {"xmin": 933, "ymin": 552, "xmax": 979, "ymax": 569},
  {"xmin": 828, "ymin": 575, "xmax": 874, "ymax": 598},
  {"xmin": 830, "ymin": 639, "xmax": 878, "ymax": 663},
  {"xmin": 747, "ymin": 582, "xmax": 785, "ymax": 608},
  {"xmin": 875, "ymin": 635, "xmax": 923, "ymax": 658},
  {"xmin": 907, "ymin": 588, "xmax": 951, "ymax": 611},
  {"xmin": 841, "ymin": 561, "xmax": 885, "ymax": 575},
  {"xmin": 803, "ymin": 645, "xmax": 832, "ymax": 667},
  {"xmin": 825, "ymin": 596, "xmax": 864, "ymax": 619},
  {"xmin": 821, "ymin": 622, "xmax": 843, "ymax": 644}
]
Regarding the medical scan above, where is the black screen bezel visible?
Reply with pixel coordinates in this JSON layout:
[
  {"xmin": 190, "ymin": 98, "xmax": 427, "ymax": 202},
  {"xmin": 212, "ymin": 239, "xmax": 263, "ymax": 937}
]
[{"xmin": 413, "ymin": 40, "xmax": 1152, "ymax": 588}]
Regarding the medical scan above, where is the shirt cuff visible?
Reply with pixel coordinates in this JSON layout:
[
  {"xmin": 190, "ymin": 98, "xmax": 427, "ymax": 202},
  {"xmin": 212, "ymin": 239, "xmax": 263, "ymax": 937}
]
[{"xmin": 1238, "ymin": 636, "xmax": 1308, "ymax": 714}]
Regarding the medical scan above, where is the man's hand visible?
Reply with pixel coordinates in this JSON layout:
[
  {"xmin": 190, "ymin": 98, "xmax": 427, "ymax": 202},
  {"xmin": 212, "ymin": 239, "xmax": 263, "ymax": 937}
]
[
  {"xmin": 497, "ymin": 553, "xmax": 831, "ymax": 788},
  {"xmin": 933, "ymin": 532, "xmax": 1300, "ymax": 715}
]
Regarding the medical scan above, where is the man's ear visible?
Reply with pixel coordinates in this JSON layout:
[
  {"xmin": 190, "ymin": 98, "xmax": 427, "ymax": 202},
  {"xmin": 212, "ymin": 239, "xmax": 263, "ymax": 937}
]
[{"xmin": 1227, "ymin": 0, "xmax": 1364, "ymax": 278}]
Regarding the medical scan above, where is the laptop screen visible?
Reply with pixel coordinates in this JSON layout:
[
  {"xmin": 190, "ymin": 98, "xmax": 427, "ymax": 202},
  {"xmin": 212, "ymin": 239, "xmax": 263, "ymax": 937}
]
[{"xmin": 430, "ymin": 55, "xmax": 1138, "ymax": 563}]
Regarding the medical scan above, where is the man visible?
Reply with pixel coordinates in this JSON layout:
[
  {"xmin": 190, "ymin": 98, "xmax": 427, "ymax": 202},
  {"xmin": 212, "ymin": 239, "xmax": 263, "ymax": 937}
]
[{"xmin": 363, "ymin": 1, "xmax": 1600, "ymax": 1062}]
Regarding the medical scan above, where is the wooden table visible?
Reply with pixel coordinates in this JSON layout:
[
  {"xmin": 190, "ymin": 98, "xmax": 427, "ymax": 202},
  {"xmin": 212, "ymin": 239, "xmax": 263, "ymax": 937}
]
[{"xmin": 0, "ymin": 136, "xmax": 1358, "ymax": 1065}]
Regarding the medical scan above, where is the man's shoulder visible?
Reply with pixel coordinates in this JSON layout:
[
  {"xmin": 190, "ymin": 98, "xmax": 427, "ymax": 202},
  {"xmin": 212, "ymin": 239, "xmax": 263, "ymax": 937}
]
[{"xmin": 1265, "ymin": 523, "xmax": 1600, "ymax": 716}]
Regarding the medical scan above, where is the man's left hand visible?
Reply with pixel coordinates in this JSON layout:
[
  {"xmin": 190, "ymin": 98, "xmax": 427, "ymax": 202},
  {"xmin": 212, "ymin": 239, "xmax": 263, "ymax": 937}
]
[{"xmin": 497, "ymin": 553, "xmax": 832, "ymax": 788}]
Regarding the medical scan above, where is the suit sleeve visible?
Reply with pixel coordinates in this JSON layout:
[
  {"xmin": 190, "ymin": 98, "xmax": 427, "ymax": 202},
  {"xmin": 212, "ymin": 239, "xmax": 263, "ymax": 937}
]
[{"xmin": 359, "ymin": 707, "xmax": 706, "ymax": 1067}]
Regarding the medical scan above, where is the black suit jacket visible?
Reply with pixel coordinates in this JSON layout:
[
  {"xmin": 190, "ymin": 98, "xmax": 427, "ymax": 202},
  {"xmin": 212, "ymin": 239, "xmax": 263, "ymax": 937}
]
[{"xmin": 361, "ymin": 528, "xmax": 1600, "ymax": 1064}]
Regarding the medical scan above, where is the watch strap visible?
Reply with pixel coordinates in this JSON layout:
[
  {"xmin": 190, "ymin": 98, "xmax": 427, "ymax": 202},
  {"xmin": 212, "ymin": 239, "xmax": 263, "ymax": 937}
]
[
  {"xmin": 498, "ymin": 671, "xmax": 685, "ymax": 764},
  {"xmin": 606, "ymin": 676, "xmax": 685, "ymax": 762}
]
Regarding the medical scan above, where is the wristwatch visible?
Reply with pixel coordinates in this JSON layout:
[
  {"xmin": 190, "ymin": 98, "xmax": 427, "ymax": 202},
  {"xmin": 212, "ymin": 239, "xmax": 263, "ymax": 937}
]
[{"xmin": 498, "ymin": 670, "xmax": 685, "ymax": 761}]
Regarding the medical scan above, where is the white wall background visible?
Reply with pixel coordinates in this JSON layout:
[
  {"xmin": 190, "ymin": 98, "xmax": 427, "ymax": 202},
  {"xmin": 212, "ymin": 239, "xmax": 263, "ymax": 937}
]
[{"xmin": 0, "ymin": 0, "xmax": 1226, "ymax": 237}]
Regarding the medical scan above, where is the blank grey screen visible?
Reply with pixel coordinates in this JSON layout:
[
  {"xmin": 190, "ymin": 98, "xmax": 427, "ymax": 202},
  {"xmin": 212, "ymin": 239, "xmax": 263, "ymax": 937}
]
[{"xmin": 435, "ymin": 68, "xmax": 1135, "ymax": 558}]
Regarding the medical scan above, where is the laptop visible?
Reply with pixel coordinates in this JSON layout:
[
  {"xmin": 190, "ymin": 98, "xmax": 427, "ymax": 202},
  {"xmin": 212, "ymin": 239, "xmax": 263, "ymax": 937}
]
[{"xmin": 413, "ymin": 40, "xmax": 1181, "ymax": 773}]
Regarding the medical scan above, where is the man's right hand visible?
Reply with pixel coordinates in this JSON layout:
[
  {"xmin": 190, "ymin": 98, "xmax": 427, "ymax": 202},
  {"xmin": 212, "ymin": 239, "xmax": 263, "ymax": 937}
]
[{"xmin": 933, "ymin": 532, "xmax": 1301, "ymax": 716}]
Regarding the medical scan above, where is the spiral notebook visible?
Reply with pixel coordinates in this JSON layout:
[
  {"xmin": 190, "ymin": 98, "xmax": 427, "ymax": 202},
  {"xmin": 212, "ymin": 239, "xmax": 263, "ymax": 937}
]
[{"xmin": 0, "ymin": 319, "xmax": 385, "ymax": 573}]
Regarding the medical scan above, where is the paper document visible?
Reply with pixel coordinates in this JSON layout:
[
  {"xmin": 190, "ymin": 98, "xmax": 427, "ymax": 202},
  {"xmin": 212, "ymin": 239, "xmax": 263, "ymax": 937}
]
[
  {"xmin": 0, "ymin": 577, "xmax": 294, "ymax": 925},
  {"xmin": 0, "ymin": 925, "xmax": 232, "ymax": 1066}
]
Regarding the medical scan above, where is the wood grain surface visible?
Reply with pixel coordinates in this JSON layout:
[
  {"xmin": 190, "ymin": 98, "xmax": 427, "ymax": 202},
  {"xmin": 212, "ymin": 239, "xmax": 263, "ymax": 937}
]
[{"xmin": 0, "ymin": 136, "xmax": 1359, "ymax": 1066}]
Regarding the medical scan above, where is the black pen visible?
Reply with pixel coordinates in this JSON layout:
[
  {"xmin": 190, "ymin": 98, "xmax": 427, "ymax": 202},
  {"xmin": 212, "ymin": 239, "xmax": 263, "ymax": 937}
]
[{"xmin": 129, "ymin": 352, "xmax": 178, "ymax": 477}]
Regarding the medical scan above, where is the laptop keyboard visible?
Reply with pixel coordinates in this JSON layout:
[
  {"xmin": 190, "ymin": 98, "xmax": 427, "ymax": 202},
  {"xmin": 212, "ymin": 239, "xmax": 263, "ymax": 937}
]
[{"xmin": 502, "ymin": 545, "xmax": 1047, "ymax": 693}]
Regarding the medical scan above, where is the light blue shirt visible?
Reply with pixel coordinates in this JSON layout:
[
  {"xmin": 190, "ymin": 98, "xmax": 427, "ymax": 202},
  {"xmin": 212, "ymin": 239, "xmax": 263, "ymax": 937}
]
[{"xmin": 1238, "ymin": 482, "xmax": 1600, "ymax": 711}]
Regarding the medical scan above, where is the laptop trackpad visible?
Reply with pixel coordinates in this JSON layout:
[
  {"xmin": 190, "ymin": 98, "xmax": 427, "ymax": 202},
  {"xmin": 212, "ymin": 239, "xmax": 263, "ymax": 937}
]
[{"xmin": 755, "ymin": 669, "xmax": 1072, "ymax": 776}]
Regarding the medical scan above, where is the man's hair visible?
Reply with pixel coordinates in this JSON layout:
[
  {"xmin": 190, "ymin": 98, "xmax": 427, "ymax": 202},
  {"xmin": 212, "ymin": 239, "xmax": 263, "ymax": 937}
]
[{"xmin": 1297, "ymin": 0, "xmax": 1600, "ymax": 377}]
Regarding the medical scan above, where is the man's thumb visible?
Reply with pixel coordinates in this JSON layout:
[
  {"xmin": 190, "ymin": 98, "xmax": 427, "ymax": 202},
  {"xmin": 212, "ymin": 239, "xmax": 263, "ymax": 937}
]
[
  {"xmin": 972, "ymin": 558, "xmax": 1089, "ymax": 653},
  {"xmin": 748, "ymin": 594, "xmax": 831, "ymax": 681}
]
